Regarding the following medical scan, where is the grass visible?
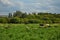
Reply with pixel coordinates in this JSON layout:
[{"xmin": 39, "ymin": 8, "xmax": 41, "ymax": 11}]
[{"xmin": 0, "ymin": 24, "xmax": 60, "ymax": 40}]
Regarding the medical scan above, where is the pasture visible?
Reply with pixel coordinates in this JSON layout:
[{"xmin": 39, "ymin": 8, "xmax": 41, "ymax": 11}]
[{"xmin": 0, "ymin": 24, "xmax": 60, "ymax": 40}]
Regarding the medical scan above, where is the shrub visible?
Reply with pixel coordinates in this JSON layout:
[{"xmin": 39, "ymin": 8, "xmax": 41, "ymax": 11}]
[
  {"xmin": 0, "ymin": 18, "xmax": 8, "ymax": 23},
  {"xmin": 9, "ymin": 17, "xmax": 20, "ymax": 23}
]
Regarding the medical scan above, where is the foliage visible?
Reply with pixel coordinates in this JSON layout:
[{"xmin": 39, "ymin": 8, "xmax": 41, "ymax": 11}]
[
  {"xmin": 9, "ymin": 17, "xmax": 20, "ymax": 23},
  {"xmin": 0, "ymin": 17, "xmax": 8, "ymax": 23},
  {"xmin": 0, "ymin": 11, "xmax": 60, "ymax": 24}
]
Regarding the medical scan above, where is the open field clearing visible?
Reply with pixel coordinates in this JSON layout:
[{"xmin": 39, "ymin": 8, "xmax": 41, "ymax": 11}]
[{"xmin": 0, "ymin": 24, "xmax": 60, "ymax": 40}]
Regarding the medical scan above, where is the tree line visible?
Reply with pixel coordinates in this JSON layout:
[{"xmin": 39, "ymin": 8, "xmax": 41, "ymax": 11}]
[{"xmin": 0, "ymin": 11, "xmax": 60, "ymax": 24}]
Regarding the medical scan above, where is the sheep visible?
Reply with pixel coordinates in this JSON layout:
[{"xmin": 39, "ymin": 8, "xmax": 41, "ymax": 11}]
[
  {"xmin": 45, "ymin": 24, "xmax": 50, "ymax": 26},
  {"xmin": 39, "ymin": 24, "xmax": 44, "ymax": 28},
  {"xmin": 39, "ymin": 24, "xmax": 50, "ymax": 28},
  {"xmin": 44, "ymin": 24, "xmax": 50, "ymax": 28}
]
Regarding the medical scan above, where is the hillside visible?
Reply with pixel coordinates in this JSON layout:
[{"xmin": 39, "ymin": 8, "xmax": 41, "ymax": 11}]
[{"xmin": 0, "ymin": 11, "xmax": 60, "ymax": 24}]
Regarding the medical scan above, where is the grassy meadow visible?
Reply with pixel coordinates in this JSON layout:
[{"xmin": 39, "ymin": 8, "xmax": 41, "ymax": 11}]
[{"xmin": 0, "ymin": 24, "xmax": 60, "ymax": 40}]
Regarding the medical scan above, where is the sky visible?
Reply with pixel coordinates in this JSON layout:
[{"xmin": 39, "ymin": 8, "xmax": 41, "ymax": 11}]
[{"xmin": 0, "ymin": 0, "xmax": 60, "ymax": 15}]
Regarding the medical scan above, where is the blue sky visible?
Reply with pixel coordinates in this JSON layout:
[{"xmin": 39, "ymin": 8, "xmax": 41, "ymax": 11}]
[{"xmin": 0, "ymin": 0, "xmax": 60, "ymax": 15}]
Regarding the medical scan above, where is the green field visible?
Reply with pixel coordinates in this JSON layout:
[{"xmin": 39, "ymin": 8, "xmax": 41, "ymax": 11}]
[{"xmin": 0, "ymin": 24, "xmax": 60, "ymax": 40}]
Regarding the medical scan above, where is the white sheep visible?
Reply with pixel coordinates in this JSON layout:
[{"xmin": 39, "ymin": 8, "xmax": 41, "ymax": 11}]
[
  {"xmin": 45, "ymin": 24, "xmax": 50, "ymax": 26},
  {"xmin": 45, "ymin": 24, "xmax": 50, "ymax": 27}
]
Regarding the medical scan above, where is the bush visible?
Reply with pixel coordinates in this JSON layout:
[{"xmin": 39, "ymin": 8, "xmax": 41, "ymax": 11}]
[
  {"xmin": 9, "ymin": 17, "xmax": 20, "ymax": 23},
  {"xmin": 28, "ymin": 19, "xmax": 40, "ymax": 23},
  {"xmin": 0, "ymin": 18, "xmax": 8, "ymax": 23}
]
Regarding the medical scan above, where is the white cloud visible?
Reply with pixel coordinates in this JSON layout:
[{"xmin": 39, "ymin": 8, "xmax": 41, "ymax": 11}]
[
  {"xmin": 0, "ymin": 0, "xmax": 60, "ymax": 14},
  {"xmin": 0, "ymin": 0, "xmax": 14, "ymax": 6},
  {"xmin": 14, "ymin": 1, "xmax": 24, "ymax": 9},
  {"xmin": 0, "ymin": 0, "xmax": 24, "ymax": 7}
]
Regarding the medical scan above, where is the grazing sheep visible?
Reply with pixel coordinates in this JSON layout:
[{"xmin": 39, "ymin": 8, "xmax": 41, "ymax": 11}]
[
  {"xmin": 45, "ymin": 24, "xmax": 50, "ymax": 26},
  {"xmin": 39, "ymin": 24, "xmax": 44, "ymax": 27},
  {"xmin": 39, "ymin": 24, "xmax": 50, "ymax": 28},
  {"xmin": 40, "ymin": 24, "xmax": 44, "ymax": 26},
  {"xmin": 45, "ymin": 24, "xmax": 50, "ymax": 27}
]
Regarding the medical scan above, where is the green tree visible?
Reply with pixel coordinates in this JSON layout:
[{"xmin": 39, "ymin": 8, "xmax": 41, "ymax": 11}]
[
  {"xmin": 21, "ymin": 12, "xmax": 27, "ymax": 18},
  {"xmin": 13, "ymin": 11, "xmax": 23, "ymax": 18}
]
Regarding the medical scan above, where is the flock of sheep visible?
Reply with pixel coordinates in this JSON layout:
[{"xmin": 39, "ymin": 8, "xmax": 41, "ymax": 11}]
[
  {"xmin": 39, "ymin": 24, "xmax": 50, "ymax": 28},
  {"xmin": 25, "ymin": 24, "xmax": 51, "ymax": 30},
  {"xmin": 0, "ymin": 24, "xmax": 57, "ymax": 30}
]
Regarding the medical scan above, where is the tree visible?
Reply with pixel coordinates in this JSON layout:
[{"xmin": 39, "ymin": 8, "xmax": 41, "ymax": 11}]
[
  {"xmin": 13, "ymin": 11, "xmax": 23, "ymax": 18},
  {"xmin": 21, "ymin": 12, "xmax": 27, "ymax": 18},
  {"xmin": 32, "ymin": 12, "xmax": 36, "ymax": 15}
]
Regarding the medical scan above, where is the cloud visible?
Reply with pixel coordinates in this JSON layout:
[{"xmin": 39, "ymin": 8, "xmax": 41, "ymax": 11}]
[
  {"xmin": 0, "ymin": 0, "xmax": 24, "ymax": 7},
  {"xmin": 0, "ymin": 0, "xmax": 24, "ymax": 13},
  {"xmin": 0, "ymin": 0, "xmax": 14, "ymax": 6},
  {"xmin": 0, "ymin": 0, "xmax": 60, "ymax": 14}
]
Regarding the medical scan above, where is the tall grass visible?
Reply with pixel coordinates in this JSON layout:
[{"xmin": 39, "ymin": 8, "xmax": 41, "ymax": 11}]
[{"xmin": 0, "ymin": 24, "xmax": 60, "ymax": 40}]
